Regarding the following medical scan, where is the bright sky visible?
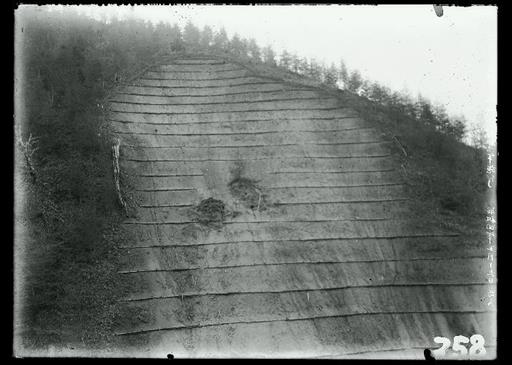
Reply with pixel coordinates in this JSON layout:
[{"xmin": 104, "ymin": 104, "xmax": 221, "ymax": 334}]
[{"xmin": 60, "ymin": 4, "xmax": 498, "ymax": 142}]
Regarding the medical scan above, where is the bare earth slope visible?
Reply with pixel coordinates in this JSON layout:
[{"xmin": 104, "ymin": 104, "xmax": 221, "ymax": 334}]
[{"xmin": 109, "ymin": 55, "xmax": 496, "ymax": 358}]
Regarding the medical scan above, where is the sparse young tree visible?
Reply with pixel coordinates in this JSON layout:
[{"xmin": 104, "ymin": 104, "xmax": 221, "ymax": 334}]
[
  {"xmin": 247, "ymin": 38, "xmax": 261, "ymax": 62},
  {"xmin": 279, "ymin": 50, "xmax": 292, "ymax": 70},
  {"xmin": 396, "ymin": 90, "xmax": 416, "ymax": 119},
  {"xmin": 262, "ymin": 45, "xmax": 276, "ymax": 65},
  {"xmin": 169, "ymin": 24, "xmax": 185, "ymax": 52},
  {"xmin": 308, "ymin": 59, "xmax": 322, "ymax": 81},
  {"xmin": 386, "ymin": 91, "xmax": 414, "ymax": 123},
  {"xmin": 470, "ymin": 124, "xmax": 489, "ymax": 150},
  {"xmin": 346, "ymin": 70, "xmax": 363, "ymax": 93},
  {"xmin": 229, "ymin": 33, "xmax": 245, "ymax": 58},
  {"xmin": 323, "ymin": 63, "xmax": 339, "ymax": 88},
  {"xmin": 290, "ymin": 54, "xmax": 300, "ymax": 73},
  {"xmin": 444, "ymin": 117, "xmax": 467, "ymax": 142},
  {"xmin": 358, "ymin": 79, "xmax": 373, "ymax": 99},
  {"xmin": 338, "ymin": 59, "xmax": 349, "ymax": 88},
  {"xmin": 367, "ymin": 82, "xmax": 388, "ymax": 103},
  {"xmin": 298, "ymin": 58, "xmax": 309, "ymax": 75},
  {"xmin": 432, "ymin": 104, "xmax": 451, "ymax": 132},
  {"xmin": 212, "ymin": 27, "xmax": 229, "ymax": 52},
  {"xmin": 154, "ymin": 21, "xmax": 169, "ymax": 50},
  {"xmin": 417, "ymin": 95, "xmax": 437, "ymax": 127},
  {"xmin": 239, "ymin": 38, "xmax": 249, "ymax": 59},
  {"xmin": 182, "ymin": 21, "xmax": 201, "ymax": 50},
  {"xmin": 199, "ymin": 25, "xmax": 213, "ymax": 49}
]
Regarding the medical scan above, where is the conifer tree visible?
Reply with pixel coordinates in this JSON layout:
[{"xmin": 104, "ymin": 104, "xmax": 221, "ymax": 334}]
[
  {"xmin": 298, "ymin": 58, "xmax": 309, "ymax": 75},
  {"xmin": 182, "ymin": 21, "xmax": 201, "ymax": 50},
  {"xmin": 366, "ymin": 82, "xmax": 385, "ymax": 103},
  {"xmin": 247, "ymin": 38, "xmax": 261, "ymax": 62},
  {"xmin": 212, "ymin": 27, "xmax": 229, "ymax": 52},
  {"xmin": 239, "ymin": 38, "xmax": 250, "ymax": 59},
  {"xmin": 169, "ymin": 24, "xmax": 185, "ymax": 52},
  {"xmin": 323, "ymin": 63, "xmax": 339, "ymax": 88},
  {"xmin": 229, "ymin": 33, "xmax": 245, "ymax": 57},
  {"xmin": 262, "ymin": 45, "xmax": 276, "ymax": 65},
  {"xmin": 290, "ymin": 54, "xmax": 300, "ymax": 73},
  {"xmin": 199, "ymin": 25, "xmax": 213, "ymax": 49},
  {"xmin": 445, "ymin": 117, "xmax": 467, "ymax": 141},
  {"xmin": 279, "ymin": 50, "xmax": 292, "ymax": 70},
  {"xmin": 308, "ymin": 59, "xmax": 323, "ymax": 82},
  {"xmin": 470, "ymin": 124, "xmax": 489, "ymax": 149},
  {"xmin": 338, "ymin": 59, "xmax": 349, "ymax": 88},
  {"xmin": 417, "ymin": 95, "xmax": 437, "ymax": 127},
  {"xmin": 432, "ymin": 104, "xmax": 451, "ymax": 131},
  {"xmin": 346, "ymin": 70, "xmax": 363, "ymax": 93}
]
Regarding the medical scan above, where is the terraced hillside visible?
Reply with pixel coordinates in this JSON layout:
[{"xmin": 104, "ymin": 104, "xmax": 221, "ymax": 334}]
[{"xmin": 108, "ymin": 55, "xmax": 496, "ymax": 358}]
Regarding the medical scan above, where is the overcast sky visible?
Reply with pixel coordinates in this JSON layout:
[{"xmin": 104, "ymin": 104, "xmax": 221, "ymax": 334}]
[{"xmin": 65, "ymin": 4, "xmax": 497, "ymax": 141}]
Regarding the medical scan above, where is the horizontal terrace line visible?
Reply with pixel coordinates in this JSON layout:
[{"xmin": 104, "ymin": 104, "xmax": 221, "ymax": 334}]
[
  {"xmin": 114, "ymin": 310, "xmax": 493, "ymax": 336},
  {"xmin": 117, "ymin": 255, "xmax": 487, "ymax": 274},
  {"xmin": 123, "ymin": 155, "xmax": 392, "ymax": 162},
  {"xmin": 119, "ymin": 238, "xmax": 461, "ymax": 250},
  {"xmin": 121, "ymin": 217, "xmax": 395, "ymax": 225},
  {"xmin": 109, "ymin": 106, "xmax": 350, "ymax": 115},
  {"xmin": 271, "ymin": 199, "xmax": 408, "ymax": 206},
  {"xmin": 133, "ymin": 197, "xmax": 403, "ymax": 206},
  {"xmin": 148, "ymin": 68, "xmax": 245, "ymax": 73},
  {"xmin": 158, "ymin": 61, "xmax": 229, "ymax": 65},
  {"xmin": 118, "ymin": 233, "xmax": 458, "ymax": 250},
  {"xmin": 109, "ymin": 96, "xmax": 338, "ymax": 106},
  {"xmin": 138, "ymin": 75, "xmax": 254, "ymax": 82},
  {"xmin": 122, "ymin": 142, "xmax": 390, "ymax": 149},
  {"xmin": 135, "ymin": 173, "xmax": 204, "ymax": 177},
  {"xmin": 138, "ymin": 203, "xmax": 195, "ymax": 208},
  {"xmin": 109, "ymin": 116, "xmax": 361, "ymax": 126},
  {"xmin": 119, "ymin": 236, "xmax": 469, "ymax": 251},
  {"xmin": 137, "ymin": 199, "xmax": 410, "ymax": 209},
  {"xmin": 315, "ymin": 344, "xmax": 497, "ymax": 358},
  {"xmin": 116, "ymin": 88, "xmax": 319, "ymax": 98},
  {"xmin": 114, "ymin": 127, "xmax": 376, "ymax": 137},
  {"xmin": 125, "ymin": 81, "xmax": 312, "ymax": 89},
  {"xmin": 118, "ymin": 283, "xmax": 486, "ymax": 303},
  {"xmin": 268, "ymin": 169, "xmax": 396, "ymax": 174},
  {"xmin": 134, "ymin": 183, "xmax": 403, "ymax": 192}
]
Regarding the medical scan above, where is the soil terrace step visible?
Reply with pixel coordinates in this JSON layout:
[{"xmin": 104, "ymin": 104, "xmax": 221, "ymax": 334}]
[{"xmin": 111, "ymin": 55, "xmax": 493, "ymax": 357}]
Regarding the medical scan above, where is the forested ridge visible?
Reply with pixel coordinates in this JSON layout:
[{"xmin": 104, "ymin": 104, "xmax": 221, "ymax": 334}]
[{"xmin": 15, "ymin": 6, "xmax": 492, "ymax": 351}]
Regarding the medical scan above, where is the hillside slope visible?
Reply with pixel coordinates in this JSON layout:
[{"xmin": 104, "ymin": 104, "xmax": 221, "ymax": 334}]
[{"xmin": 108, "ymin": 54, "xmax": 495, "ymax": 358}]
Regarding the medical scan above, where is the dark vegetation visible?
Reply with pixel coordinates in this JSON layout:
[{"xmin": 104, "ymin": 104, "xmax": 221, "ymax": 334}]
[
  {"xmin": 15, "ymin": 7, "xmax": 188, "ymax": 351},
  {"xmin": 334, "ymin": 89, "xmax": 492, "ymax": 234},
  {"xmin": 15, "ymin": 6, "xmax": 492, "ymax": 351},
  {"xmin": 188, "ymin": 198, "xmax": 228, "ymax": 229},
  {"xmin": 335, "ymin": 90, "xmax": 489, "ymax": 227}
]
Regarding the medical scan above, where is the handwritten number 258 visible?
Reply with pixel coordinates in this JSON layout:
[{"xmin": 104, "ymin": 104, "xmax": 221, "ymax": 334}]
[{"xmin": 433, "ymin": 335, "xmax": 486, "ymax": 357}]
